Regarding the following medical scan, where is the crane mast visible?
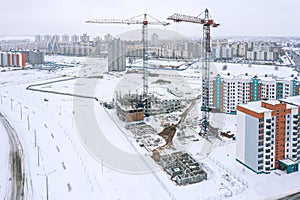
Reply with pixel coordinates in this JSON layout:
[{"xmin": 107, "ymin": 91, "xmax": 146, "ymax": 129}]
[
  {"xmin": 86, "ymin": 14, "xmax": 169, "ymax": 97},
  {"xmin": 167, "ymin": 9, "xmax": 219, "ymax": 137},
  {"xmin": 142, "ymin": 14, "xmax": 149, "ymax": 96}
]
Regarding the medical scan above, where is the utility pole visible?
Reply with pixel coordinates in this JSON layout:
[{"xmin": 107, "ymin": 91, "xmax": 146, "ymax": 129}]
[
  {"xmin": 34, "ymin": 129, "xmax": 37, "ymax": 147},
  {"xmin": 10, "ymin": 98, "xmax": 13, "ymax": 111},
  {"xmin": 37, "ymin": 170, "xmax": 56, "ymax": 200},
  {"xmin": 27, "ymin": 115, "xmax": 30, "ymax": 130},
  {"xmin": 20, "ymin": 105, "xmax": 22, "ymax": 119},
  {"xmin": 37, "ymin": 146, "xmax": 40, "ymax": 167}
]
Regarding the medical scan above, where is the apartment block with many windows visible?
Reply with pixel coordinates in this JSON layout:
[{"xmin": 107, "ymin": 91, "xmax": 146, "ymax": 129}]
[
  {"xmin": 236, "ymin": 96, "xmax": 300, "ymax": 174},
  {"xmin": 209, "ymin": 73, "xmax": 300, "ymax": 114}
]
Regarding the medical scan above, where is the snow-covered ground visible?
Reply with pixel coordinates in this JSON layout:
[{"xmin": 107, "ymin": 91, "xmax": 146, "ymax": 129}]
[
  {"xmin": 0, "ymin": 116, "xmax": 11, "ymax": 200},
  {"xmin": 0, "ymin": 56, "xmax": 300, "ymax": 200}
]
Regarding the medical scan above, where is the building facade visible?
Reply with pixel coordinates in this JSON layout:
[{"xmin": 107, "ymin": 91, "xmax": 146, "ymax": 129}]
[
  {"xmin": 108, "ymin": 39, "xmax": 126, "ymax": 72},
  {"xmin": 236, "ymin": 96, "xmax": 300, "ymax": 174},
  {"xmin": 28, "ymin": 50, "xmax": 44, "ymax": 65},
  {"xmin": 0, "ymin": 52, "xmax": 26, "ymax": 68},
  {"xmin": 209, "ymin": 74, "xmax": 300, "ymax": 114},
  {"xmin": 212, "ymin": 41, "xmax": 280, "ymax": 62}
]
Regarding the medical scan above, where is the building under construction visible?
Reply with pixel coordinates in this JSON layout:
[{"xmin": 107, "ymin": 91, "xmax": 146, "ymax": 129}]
[
  {"xmin": 115, "ymin": 93, "xmax": 145, "ymax": 122},
  {"xmin": 115, "ymin": 92, "xmax": 182, "ymax": 122},
  {"xmin": 155, "ymin": 151, "xmax": 207, "ymax": 185}
]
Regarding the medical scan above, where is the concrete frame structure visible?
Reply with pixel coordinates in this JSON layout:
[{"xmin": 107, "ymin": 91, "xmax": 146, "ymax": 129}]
[{"xmin": 157, "ymin": 151, "xmax": 207, "ymax": 185}]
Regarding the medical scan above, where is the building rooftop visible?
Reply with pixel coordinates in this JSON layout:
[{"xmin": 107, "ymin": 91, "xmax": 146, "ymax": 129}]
[
  {"xmin": 239, "ymin": 96, "xmax": 300, "ymax": 114},
  {"xmin": 281, "ymin": 96, "xmax": 300, "ymax": 107},
  {"xmin": 263, "ymin": 100, "xmax": 280, "ymax": 106},
  {"xmin": 239, "ymin": 101, "xmax": 271, "ymax": 113},
  {"xmin": 279, "ymin": 158, "xmax": 298, "ymax": 166}
]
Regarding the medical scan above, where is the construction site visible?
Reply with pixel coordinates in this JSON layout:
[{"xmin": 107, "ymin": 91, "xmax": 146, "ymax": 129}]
[
  {"xmin": 88, "ymin": 9, "xmax": 221, "ymax": 186},
  {"xmin": 154, "ymin": 151, "xmax": 207, "ymax": 186}
]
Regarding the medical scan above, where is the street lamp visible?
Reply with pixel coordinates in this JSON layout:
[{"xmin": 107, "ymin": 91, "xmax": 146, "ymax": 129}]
[{"xmin": 37, "ymin": 170, "xmax": 56, "ymax": 200}]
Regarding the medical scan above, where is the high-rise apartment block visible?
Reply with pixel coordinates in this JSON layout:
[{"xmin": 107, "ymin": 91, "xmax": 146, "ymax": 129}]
[
  {"xmin": 71, "ymin": 35, "xmax": 79, "ymax": 43},
  {"xmin": 61, "ymin": 34, "xmax": 70, "ymax": 43},
  {"xmin": 0, "ymin": 52, "xmax": 26, "ymax": 68},
  {"xmin": 210, "ymin": 74, "xmax": 300, "ymax": 114},
  {"xmin": 151, "ymin": 33, "xmax": 159, "ymax": 47},
  {"xmin": 236, "ymin": 96, "xmax": 300, "ymax": 174},
  {"xmin": 212, "ymin": 41, "xmax": 279, "ymax": 61},
  {"xmin": 28, "ymin": 50, "xmax": 44, "ymax": 65},
  {"xmin": 108, "ymin": 39, "xmax": 126, "ymax": 72}
]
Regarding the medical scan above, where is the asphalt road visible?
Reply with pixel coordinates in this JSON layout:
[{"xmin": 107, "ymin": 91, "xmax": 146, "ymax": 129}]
[{"xmin": 0, "ymin": 113, "xmax": 25, "ymax": 200}]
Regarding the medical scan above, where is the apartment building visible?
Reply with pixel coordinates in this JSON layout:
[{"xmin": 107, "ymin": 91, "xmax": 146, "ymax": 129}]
[
  {"xmin": 236, "ymin": 96, "xmax": 300, "ymax": 174},
  {"xmin": 212, "ymin": 41, "xmax": 280, "ymax": 61},
  {"xmin": 108, "ymin": 38, "xmax": 126, "ymax": 72},
  {"xmin": 0, "ymin": 52, "xmax": 26, "ymax": 68},
  {"xmin": 209, "ymin": 74, "xmax": 300, "ymax": 114}
]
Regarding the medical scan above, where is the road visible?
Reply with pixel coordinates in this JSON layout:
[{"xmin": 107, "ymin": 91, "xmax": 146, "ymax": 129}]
[
  {"xmin": 289, "ymin": 50, "xmax": 300, "ymax": 72},
  {"xmin": 279, "ymin": 191, "xmax": 300, "ymax": 200},
  {"xmin": 0, "ymin": 113, "xmax": 25, "ymax": 200}
]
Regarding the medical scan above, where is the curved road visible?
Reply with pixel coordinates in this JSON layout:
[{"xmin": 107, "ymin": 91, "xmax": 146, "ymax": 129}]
[{"xmin": 0, "ymin": 113, "xmax": 25, "ymax": 200}]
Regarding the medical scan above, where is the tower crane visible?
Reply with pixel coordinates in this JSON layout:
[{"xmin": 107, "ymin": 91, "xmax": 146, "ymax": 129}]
[
  {"xmin": 167, "ymin": 9, "xmax": 219, "ymax": 137},
  {"xmin": 86, "ymin": 14, "xmax": 170, "ymax": 97}
]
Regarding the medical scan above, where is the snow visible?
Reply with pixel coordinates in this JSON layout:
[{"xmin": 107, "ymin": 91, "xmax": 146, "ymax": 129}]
[
  {"xmin": 0, "ymin": 116, "xmax": 11, "ymax": 200},
  {"xmin": 212, "ymin": 62, "xmax": 297, "ymax": 78},
  {"xmin": 280, "ymin": 158, "xmax": 298, "ymax": 166},
  {"xmin": 0, "ymin": 56, "xmax": 300, "ymax": 200},
  {"xmin": 238, "ymin": 101, "xmax": 270, "ymax": 113}
]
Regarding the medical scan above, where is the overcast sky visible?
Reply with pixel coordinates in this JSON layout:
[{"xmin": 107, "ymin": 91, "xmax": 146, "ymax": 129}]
[{"xmin": 1, "ymin": 0, "xmax": 300, "ymax": 38}]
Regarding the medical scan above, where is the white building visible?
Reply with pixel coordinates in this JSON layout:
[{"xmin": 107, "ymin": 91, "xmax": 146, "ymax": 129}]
[
  {"xmin": 236, "ymin": 96, "xmax": 300, "ymax": 174},
  {"xmin": 108, "ymin": 39, "xmax": 126, "ymax": 72},
  {"xmin": 210, "ymin": 73, "xmax": 300, "ymax": 114}
]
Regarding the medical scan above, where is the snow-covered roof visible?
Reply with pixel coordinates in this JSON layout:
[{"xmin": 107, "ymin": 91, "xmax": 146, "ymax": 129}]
[
  {"xmin": 282, "ymin": 96, "xmax": 300, "ymax": 106},
  {"xmin": 212, "ymin": 62, "xmax": 297, "ymax": 79},
  {"xmin": 239, "ymin": 101, "xmax": 270, "ymax": 113},
  {"xmin": 279, "ymin": 158, "xmax": 298, "ymax": 166}
]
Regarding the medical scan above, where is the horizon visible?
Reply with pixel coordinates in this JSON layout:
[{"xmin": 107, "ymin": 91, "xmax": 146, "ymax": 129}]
[{"xmin": 1, "ymin": 0, "xmax": 300, "ymax": 38}]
